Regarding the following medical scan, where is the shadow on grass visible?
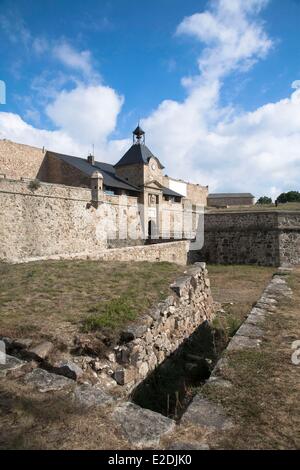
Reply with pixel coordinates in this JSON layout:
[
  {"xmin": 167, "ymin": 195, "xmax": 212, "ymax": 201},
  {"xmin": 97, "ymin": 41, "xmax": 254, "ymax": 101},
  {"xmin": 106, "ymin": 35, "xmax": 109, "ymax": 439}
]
[{"xmin": 0, "ymin": 384, "xmax": 80, "ymax": 449}]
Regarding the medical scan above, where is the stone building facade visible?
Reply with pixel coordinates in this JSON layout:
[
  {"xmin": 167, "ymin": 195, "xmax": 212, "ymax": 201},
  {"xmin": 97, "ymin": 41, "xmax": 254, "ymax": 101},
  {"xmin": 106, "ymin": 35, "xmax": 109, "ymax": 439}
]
[
  {"xmin": 0, "ymin": 126, "xmax": 208, "ymax": 243},
  {"xmin": 0, "ymin": 126, "xmax": 209, "ymax": 263}
]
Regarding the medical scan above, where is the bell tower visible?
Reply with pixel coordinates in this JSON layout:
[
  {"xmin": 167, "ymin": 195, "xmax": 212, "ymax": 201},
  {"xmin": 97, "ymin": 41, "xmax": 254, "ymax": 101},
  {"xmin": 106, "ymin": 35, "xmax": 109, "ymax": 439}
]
[
  {"xmin": 133, "ymin": 125, "xmax": 145, "ymax": 145},
  {"xmin": 114, "ymin": 125, "xmax": 164, "ymax": 188}
]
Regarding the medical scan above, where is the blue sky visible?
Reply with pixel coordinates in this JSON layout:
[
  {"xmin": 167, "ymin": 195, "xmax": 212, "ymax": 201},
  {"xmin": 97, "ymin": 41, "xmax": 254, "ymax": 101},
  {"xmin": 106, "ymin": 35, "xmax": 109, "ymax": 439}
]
[{"xmin": 1, "ymin": 0, "xmax": 300, "ymax": 198}]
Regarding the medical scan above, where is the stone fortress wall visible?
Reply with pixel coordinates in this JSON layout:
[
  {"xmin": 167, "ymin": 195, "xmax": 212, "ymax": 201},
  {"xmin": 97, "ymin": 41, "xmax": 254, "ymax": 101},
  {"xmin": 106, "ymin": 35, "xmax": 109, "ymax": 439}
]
[
  {"xmin": 0, "ymin": 177, "xmax": 192, "ymax": 264},
  {"xmin": 198, "ymin": 211, "xmax": 300, "ymax": 266},
  {"xmin": 0, "ymin": 139, "xmax": 208, "ymax": 205},
  {"xmin": 0, "ymin": 139, "xmax": 47, "ymax": 180},
  {"xmin": 0, "ymin": 139, "xmax": 204, "ymax": 264},
  {"xmin": 1, "ymin": 139, "xmax": 299, "ymax": 267}
]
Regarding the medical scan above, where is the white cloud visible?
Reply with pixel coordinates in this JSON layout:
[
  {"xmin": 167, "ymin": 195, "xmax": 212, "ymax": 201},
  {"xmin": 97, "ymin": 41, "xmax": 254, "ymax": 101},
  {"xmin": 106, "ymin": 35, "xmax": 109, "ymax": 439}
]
[
  {"xmin": 1, "ymin": 0, "xmax": 300, "ymax": 199},
  {"xmin": 0, "ymin": 11, "xmax": 124, "ymax": 161},
  {"xmin": 0, "ymin": 80, "xmax": 129, "ymax": 162},
  {"xmin": 32, "ymin": 37, "xmax": 49, "ymax": 55},
  {"xmin": 46, "ymin": 85, "xmax": 124, "ymax": 146},
  {"xmin": 176, "ymin": 0, "xmax": 272, "ymax": 82},
  {"xmin": 52, "ymin": 42, "xmax": 96, "ymax": 78},
  {"xmin": 0, "ymin": 106, "xmax": 129, "ymax": 163},
  {"xmin": 0, "ymin": 112, "xmax": 83, "ymax": 155},
  {"xmin": 0, "ymin": 13, "xmax": 31, "ymax": 46},
  {"xmin": 291, "ymin": 80, "xmax": 300, "ymax": 90},
  {"xmin": 141, "ymin": 0, "xmax": 300, "ymax": 198}
]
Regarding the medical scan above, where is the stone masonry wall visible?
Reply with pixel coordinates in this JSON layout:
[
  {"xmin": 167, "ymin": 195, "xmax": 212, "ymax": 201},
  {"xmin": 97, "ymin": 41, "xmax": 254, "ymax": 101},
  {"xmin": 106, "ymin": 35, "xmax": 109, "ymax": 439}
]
[
  {"xmin": 0, "ymin": 178, "xmax": 190, "ymax": 264},
  {"xmin": 186, "ymin": 182, "xmax": 208, "ymax": 206},
  {"xmin": 0, "ymin": 178, "xmax": 142, "ymax": 263},
  {"xmin": 207, "ymin": 196, "xmax": 254, "ymax": 207},
  {"xmin": 40, "ymin": 152, "xmax": 90, "ymax": 188},
  {"xmin": 198, "ymin": 211, "xmax": 300, "ymax": 266},
  {"xmin": 278, "ymin": 212, "xmax": 300, "ymax": 265},
  {"xmin": 104, "ymin": 263, "xmax": 213, "ymax": 392},
  {"xmin": 162, "ymin": 175, "xmax": 208, "ymax": 206},
  {"xmin": 0, "ymin": 139, "xmax": 47, "ymax": 180},
  {"xmin": 99, "ymin": 241, "xmax": 189, "ymax": 265}
]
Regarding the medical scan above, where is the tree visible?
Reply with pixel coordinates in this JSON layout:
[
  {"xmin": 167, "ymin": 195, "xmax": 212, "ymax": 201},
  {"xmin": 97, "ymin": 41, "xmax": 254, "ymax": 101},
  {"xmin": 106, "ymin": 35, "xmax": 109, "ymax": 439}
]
[
  {"xmin": 276, "ymin": 191, "xmax": 300, "ymax": 204},
  {"xmin": 256, "ymin": 196, "xmax": 272, "ymax": 205}
]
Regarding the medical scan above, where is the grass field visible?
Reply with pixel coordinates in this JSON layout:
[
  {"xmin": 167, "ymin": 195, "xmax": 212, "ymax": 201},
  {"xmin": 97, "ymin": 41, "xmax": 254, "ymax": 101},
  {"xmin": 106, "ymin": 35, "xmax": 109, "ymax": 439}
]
[
  {"xmin": 1, "ymin": 262, "xmax": 298, "ymax": 450},
  {"xmin": 164, "ymin": 265, "xmax": 300, "ymax": 450},
  {"xmin": 206, "ymin": 202, "xmax": 300, "ymax": 212},
  {"xmin": 204, "ymin": 268, "xmax": 300, "ymax": 449},
  {"xmin": 0, "ymin": 260, "xmax": 183, "ymax": 343},
  {"xmin": 208, "ymin": 264, "xmax": 275, "ymax": 340}
]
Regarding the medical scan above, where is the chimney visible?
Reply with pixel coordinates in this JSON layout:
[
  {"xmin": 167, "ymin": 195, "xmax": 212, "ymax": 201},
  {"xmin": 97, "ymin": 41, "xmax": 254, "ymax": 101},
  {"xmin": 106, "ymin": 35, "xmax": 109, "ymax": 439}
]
[{"xmin": 87, "ymin": 153, "xmax": 95, "ymax": 165}]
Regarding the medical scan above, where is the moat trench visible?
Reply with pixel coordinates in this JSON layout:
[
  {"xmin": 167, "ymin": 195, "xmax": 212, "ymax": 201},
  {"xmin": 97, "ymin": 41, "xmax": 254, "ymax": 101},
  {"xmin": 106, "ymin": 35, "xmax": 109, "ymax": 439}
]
[{"xmin": 131, "ymin": 321, "xmax": 228, "ymax": 420}]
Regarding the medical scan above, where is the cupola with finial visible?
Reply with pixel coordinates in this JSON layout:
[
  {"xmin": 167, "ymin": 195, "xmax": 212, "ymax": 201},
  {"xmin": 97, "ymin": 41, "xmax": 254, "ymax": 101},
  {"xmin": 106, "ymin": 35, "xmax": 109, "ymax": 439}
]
[{"xmin": 133, "ymin": 124, "xmax": 145, "ymax": 144}]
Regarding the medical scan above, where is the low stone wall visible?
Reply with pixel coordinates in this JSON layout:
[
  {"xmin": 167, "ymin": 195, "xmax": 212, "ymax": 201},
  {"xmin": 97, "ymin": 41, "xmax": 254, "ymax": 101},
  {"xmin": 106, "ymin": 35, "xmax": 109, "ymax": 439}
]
[
  {"xmin": 101, "ymin": 263, "xmax": 213, "ymax": 392},
  {"xmin": 198, "ymin": 211, "xmax": 300, "ymax": 266},
  {"xmin": 101, "ymin": 241, "xmax": 189, "ymax": 265}
]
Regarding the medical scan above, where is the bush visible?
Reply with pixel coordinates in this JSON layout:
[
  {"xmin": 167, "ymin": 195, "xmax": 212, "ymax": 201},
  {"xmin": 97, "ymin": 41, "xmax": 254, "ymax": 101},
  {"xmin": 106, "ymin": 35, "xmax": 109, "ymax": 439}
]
[
  {"xmin": 276, "ymin": 191, "xmax": 300, "ymax": 204},
  {"xmin": 28, "ymin": 179, "xmax": 41, "ymax": 191},
  {"xmin": 256, "ymin": 196, "xmax": 272, "ymax": 205}
]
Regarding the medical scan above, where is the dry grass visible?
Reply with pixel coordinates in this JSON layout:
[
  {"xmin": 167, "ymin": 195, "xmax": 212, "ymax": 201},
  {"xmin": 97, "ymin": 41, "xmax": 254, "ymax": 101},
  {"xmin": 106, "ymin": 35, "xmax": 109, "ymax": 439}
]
[
  {"xmin": 202, "ymin": 268, "xmax": 300, "ymax": 449},
  {"xmin": 208, "ymin": 264, "xmax": 275, "ymax": 338},
  {"xmin": 2, "ymin": 263, "xmax": 297, "ymax": 450},
  {"xmin": 206, "ymin": 202, "xmax": 300, "ymax": 213},
  {"xmin": 165, "ymin": 266, "xmax": 300, "ymax": 450},
  {"xmin": 0, "ymin": 260, "xmax": 183, "ymax": 343},
  {"xmin": 0, "ymin": 379, "xmax": 128, "ymax": 450}
]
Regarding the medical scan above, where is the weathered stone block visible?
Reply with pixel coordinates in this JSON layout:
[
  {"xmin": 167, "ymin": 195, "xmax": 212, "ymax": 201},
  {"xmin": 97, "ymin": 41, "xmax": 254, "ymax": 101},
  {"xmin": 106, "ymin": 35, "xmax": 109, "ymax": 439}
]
[
  {"xmin": 53, "ymin": 360, "xmax": 83, "ymax": 380},
  {"xmin": 24, "ymin": 368, "xmax": 74, "ymax": 392},
  {"xmin": 73, "ymin": 383, "xmax": 114, "ymax": 408},
  {"xmin": 113, "ymin": 402, "xmax": 175, "ymax": 447},
  {"xmin": 28, "ymin": 341, "xmax": 54, "ymax": 361},
  {"xmin": 0, "ymin": 355, "xmax": 26, "ymax": 377},
  {"xmin": 181, "ymin": 395, "xmax": 234, "ymax": 431},
  {"xmin": 114, "ymin": 367, "xmax": 136, "ymax": 385}
]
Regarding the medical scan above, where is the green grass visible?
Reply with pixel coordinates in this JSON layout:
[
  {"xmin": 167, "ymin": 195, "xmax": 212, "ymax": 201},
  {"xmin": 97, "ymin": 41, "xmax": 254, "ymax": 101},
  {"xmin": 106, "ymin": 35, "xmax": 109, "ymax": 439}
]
[
  {"xmin": 83, "ymin": 295, "xmax": 138, "ymax": 331},
  {"xmin": 212, "ymin": 315, "xmax": 241, "ymax": 341}
]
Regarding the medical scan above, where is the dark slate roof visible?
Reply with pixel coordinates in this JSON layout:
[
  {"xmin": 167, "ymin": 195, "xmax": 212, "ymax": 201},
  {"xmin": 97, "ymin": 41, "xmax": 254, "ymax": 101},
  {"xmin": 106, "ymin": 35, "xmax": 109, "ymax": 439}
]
[
  {"xmin": 48, "ymin": 151, "xmax": 140, "ymax": 192},
  {"xmin": 115, "ymin": 143, "xmax": 165, "ymax": 169},
  {"xmin": 208, "ymin": 193, "xmax": 255, "ymax": 199},
  {"xmin": 162, "ymin": 186, "xmax": 183, "ymax": 198}
]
